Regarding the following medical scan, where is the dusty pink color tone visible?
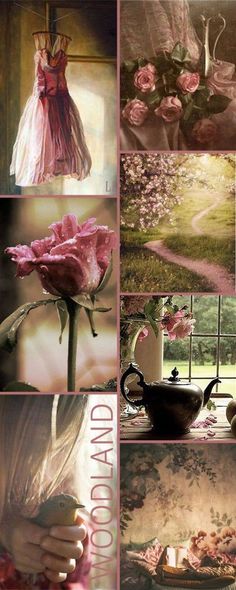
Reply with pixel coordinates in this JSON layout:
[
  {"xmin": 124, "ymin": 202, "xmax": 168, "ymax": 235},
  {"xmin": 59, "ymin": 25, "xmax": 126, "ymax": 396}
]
[
  {"xmin": 122, "ymin": 99, "xmax": 149, "ymax": 126},
  {"xmin": 134, "ymin": 63, "xmax": 158, "ymax": 93},
  {"xmin": 192, "ymin": 118, "xmax": 218, "ymax": 144},
  {"xmin": 138, "ymin": 327, "xmax": 149, "ymax": 342},
  {"xmin": 154, "ymin": 96, "xmax": 183, "ymax": 122},
  {"xmin": 122, "ymin": 296, "xmax": 148, "ymax": 316},
  {"xmin": 176, "ymin": 71, "xmax": 200, "ymax": 94},
  {"xmin": 161, "ymin": 310, "xmax": 195, "ymax": 341},
  {"xmin": 6, "ymin": 215, "xmax": 116, "ymax": 298}
]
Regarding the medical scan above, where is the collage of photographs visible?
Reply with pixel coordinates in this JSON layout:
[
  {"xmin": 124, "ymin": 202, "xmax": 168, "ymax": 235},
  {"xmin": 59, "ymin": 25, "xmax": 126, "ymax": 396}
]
[{"xmin": 0, "ymin": 0, "xmax": 235, "ymax": 589}]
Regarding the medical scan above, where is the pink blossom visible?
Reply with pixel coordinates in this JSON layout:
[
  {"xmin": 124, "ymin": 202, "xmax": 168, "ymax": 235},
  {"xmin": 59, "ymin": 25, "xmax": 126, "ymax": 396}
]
[
  {"xmin": 154, "ymin": 96, "xmax": 183, "ymax": 123},
  {"xmin": 122, "ymin": 296, "xmax": 148, "ymax": 316},
  {"xmin": 6, "ymin": 214, "xmax": 116, "ymax": 297},
  {"xmin": 161, "ymin": 310, "xmax": 195, "ymax": 340},
  {"xmin": 176, "ymin": 71, "xmax": 200, "ymax": 94},
  {"xmin": 134, "ymin": 63, "xmax": 158, "ymax": 93},
  {"xmin": 192, "ymin": 118, "xmax": 218, "ymax": 144},
  {"xmin": 122, "ymin": 99, "xmax": 149, "ymax": 126},
  {"xmin": 138, "ymin": 327, "xmax": 149, "ymax": 342}
]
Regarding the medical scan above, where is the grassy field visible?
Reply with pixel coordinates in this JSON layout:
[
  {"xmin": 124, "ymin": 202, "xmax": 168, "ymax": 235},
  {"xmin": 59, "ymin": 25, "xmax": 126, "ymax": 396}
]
[
  {"xmin": 120, "ymin": 245, "xmax": 213, "ymax": 292},
  {"xmin": 164, "ymin": 235, "xmax": 235, "ymax": 274},
  {"xmin": 163, "ymin": 360, "xmax": 236, "ymax": 397}
]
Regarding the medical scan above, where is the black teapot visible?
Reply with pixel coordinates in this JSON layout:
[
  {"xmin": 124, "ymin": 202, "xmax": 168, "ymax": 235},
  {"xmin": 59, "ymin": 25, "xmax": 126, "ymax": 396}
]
[{"xmin": 120, "ymin": 365, "xmax": 221, "ymax": 435}]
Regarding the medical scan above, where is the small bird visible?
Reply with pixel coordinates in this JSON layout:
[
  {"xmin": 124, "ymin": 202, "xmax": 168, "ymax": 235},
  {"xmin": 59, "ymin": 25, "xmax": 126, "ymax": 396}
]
[{"xmin": 31, "ymin": 493, "xmax": 85, "ymax": 527}]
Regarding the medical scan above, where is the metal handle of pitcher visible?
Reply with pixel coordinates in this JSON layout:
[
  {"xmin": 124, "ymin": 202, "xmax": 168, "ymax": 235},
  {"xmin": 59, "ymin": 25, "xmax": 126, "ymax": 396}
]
[
  {"xmin": 213, "ymin": 14, "xmax": 226, "ymax": 61},
  {"xmin": 120, "ymin": 363, "xmax": 145, "ymax": 407}
]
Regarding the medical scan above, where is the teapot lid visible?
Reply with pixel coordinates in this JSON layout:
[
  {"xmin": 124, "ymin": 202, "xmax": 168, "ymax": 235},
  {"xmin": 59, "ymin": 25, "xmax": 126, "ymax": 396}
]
[{"xmin": 165, "ymin": 367, "xmax": 190, "ymax": 385}]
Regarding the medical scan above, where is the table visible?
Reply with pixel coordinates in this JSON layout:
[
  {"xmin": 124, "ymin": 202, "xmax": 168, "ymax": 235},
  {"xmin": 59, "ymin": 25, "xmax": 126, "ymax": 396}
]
[{"xmin": 120, "ymin": 396, "xmax": 235, "ymax": 441}]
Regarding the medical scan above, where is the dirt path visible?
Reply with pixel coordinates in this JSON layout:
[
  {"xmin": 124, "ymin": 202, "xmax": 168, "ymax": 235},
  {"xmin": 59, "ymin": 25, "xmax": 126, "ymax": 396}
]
[
  {"xmin": 191, "ymin": 193, "xmax": 223, "ymax": 235},
  {"xmin": 145, "ymin": 240, "xmax": 235, "ymax": 294}
]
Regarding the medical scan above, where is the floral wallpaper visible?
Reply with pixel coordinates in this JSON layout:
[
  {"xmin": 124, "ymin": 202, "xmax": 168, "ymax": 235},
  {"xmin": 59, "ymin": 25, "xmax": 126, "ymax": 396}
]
[{"xmin": 120, "ymin": 444, "xmax": 236, "ymax": 547}]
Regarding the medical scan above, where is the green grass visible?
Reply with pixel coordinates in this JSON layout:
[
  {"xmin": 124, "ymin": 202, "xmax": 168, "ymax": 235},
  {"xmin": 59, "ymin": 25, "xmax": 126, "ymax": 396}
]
[
  {"xmin": 164, "ymin": 360, "xmax": 236, "ymax": 397},
  {"xmin": 165, "ymin": 235, "xmax": 235, "ymax": 274},
  {"xmin": 121, "ymin": 245, "xmax": 213, "ymax": 292}
]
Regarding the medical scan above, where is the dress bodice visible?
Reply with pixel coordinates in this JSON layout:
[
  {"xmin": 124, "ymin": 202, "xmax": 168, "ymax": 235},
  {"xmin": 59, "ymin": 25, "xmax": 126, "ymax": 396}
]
[{"xmin": 34, "ymin": 49, "xmax": 69, "ymax": 97}]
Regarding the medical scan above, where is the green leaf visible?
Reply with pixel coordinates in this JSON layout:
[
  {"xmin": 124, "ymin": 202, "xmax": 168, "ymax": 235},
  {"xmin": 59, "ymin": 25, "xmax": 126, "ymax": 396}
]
[
  {"xmin": 145, "ymin": 88, "xmax": 163, "ymax": 107},
  {"xmin": 56, "ymin": 300, "xmax": 68, "ymax": 344},
  {"xmin": 171, "ymin": 43, "xmax": 192, "ymax": 64},
  {"xmin": 123, "ymin": 59, "xmax": 138, "ymax": 73},
  {"xmin": 0, "ymin": 299, "xmax": 59, "ymax": 353},
  {"xmin": 137, "ymin": 57, "xmax": 148, "ymax": 68},
  {"xmin": 93, "ymin": 307, "xmax": 112, "ymax": 313},
  {"xmin": 3, "ymin": 381, "xmax": 39, "ymax": 391},
  {"xmin": 150, "ymin": 52, "xmax": 171, "ymax": 74},
  {"xmin": 94, "ymin": 257, "xmax": 113, "ymax": 294},
  {"xmin": 71, "ymin": 294, "xmax": 94, "ymax": 310},
  {"xmin": 207, "ymin": 94, "xmax": 231, "ymax": 114},
  {"xmin": 183, "ymin": 99, "xmax": 194, "ymax": 121}
]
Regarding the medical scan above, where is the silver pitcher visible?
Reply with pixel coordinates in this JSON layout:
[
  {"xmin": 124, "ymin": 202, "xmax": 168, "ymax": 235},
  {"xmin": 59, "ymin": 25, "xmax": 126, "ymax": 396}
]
[{"xmin": 200, "ymin": 13, "xmax": 226, "ymax": 78}]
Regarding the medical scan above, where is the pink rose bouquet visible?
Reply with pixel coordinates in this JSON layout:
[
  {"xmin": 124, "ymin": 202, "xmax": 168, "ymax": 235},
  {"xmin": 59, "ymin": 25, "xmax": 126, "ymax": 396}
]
[
  {"xmin": 154, "ymin": 96, "xmax": 183, "ymax": 123},
  {"xmin": 6, "ymin": 214, "xmax": 116, "ymax": 297},
  {"xmin": 134, "ymin": 63, "xmax": 158, "ymax": 93},
  {"xmin": 122, "ymin": 98, "xmax": 149, "ymax": 126}
]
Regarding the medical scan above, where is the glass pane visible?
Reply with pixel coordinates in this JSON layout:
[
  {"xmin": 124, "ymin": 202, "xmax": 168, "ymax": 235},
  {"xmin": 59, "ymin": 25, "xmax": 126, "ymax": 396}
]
[
  {"xmin": 193, "ymin": 296, "xmax": 218, "ymax": 334},
  {"xmin": 191, "ymin": 336, "xmax": 217, "ymax": 378},
  {"xmin": 221, "ymin": 297, "xmax": 236, "ymax": 334},
  {"xmin": 163, "ymin": 335, "xmax": 190, "ymax": 379},
  {"xmin": 54, "ymin": 2, "xmax": 116, "ymax": 58},
  {"xmin": 219, "ymin": 336, "xmax": 236, "ymax": 375},
  {"xmin": 217, "ymin": 380, "xmax": 236, "ymax": 397}
]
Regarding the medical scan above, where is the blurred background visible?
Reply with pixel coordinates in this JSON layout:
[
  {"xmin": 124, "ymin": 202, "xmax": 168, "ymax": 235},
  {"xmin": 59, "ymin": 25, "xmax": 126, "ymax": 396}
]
[
  {"xmin": 0, "ymin": 0, "xmax": 117, "ymax": 195},
  {"xmin": 0, "ymin": 197, "xmax": 117, "ymax": 392}
]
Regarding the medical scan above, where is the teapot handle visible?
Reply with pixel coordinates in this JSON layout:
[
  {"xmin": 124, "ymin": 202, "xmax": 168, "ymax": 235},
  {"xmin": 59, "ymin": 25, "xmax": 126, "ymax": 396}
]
[{"xmin": 120, "ymin": 363, "xmax": 145, "ymax": 407}]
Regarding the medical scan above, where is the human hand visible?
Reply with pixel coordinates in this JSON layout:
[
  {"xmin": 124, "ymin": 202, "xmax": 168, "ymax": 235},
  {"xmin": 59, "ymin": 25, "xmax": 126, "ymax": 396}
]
[
  {"xmin": 0, "ymin": 516, "xmax": 48, "ymax": 574},
  {"xmin": 40, "ymin": 519, "xmax": 87, "ymax": 584}
]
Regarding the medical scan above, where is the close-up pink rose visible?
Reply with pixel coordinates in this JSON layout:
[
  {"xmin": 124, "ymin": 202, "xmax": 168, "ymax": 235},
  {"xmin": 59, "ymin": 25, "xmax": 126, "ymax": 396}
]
[
  {"xmin": 122, "ymin": 98, "xmax": 149, "ymax": 126},
  {"xmin": 176, "ymin": 71, "xmax": 200, "ymax": 94},
  {"xmin": 161, "ymin": 310, "xmax": 195, "ymax": 340},
  {"xmin": 192, "ymin": 118, "xmax": 218, "ymax": 144},
  {"xmin": 134, "ymin": 63, "xmax": 158, "ymax": 93},
  {"xmin": 6, "ymin": 214, "xmax": 116, "ymax": 297},
  {"xmin": 154, "ymin": 96, "xmax": 183, "ymax": 123}
]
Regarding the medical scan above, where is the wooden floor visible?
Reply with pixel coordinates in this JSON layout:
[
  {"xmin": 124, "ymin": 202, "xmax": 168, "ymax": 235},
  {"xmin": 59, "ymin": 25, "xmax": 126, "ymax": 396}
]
[{"xmin": 120, "ymin": 397, "xmax": 235, "ymax": 441}]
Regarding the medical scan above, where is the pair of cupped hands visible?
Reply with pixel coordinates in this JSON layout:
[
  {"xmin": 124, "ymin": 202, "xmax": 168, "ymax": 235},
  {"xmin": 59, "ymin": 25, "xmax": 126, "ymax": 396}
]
[{"xmin": 0, "ymin": 514, "xmax": 87, "ymax": 583}]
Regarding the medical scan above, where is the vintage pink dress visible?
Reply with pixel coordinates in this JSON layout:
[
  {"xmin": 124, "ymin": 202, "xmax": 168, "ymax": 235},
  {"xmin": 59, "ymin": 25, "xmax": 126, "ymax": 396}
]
[{"xmin": 10, "ymin": 32, "xmax": 92, "ymax": 186}]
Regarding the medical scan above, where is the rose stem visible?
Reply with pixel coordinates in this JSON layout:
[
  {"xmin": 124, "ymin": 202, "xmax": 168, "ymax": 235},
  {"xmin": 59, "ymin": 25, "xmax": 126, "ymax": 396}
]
[{"xmin": 66, "ymin": 299, "xmax": 80, "ymax": 392}]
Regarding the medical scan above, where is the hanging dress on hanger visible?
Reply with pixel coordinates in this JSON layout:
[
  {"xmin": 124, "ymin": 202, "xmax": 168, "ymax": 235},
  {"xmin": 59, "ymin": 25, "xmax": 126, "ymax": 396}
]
[{"xmin": 10, "ymin": 32, "xmax": 92, "ymax": 187}]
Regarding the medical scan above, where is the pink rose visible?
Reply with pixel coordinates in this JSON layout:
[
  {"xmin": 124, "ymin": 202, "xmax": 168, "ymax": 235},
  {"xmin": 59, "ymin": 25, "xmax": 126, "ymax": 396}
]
[
  {"xmin": 176, "ymin": 71, "xmax": 200, "ymax": 94},
  {"xmin": 122, "ymin": 99, "xmax": 149, "ymax": 126},
  {"xmin": 192, "ymin": 118, "xmax": 218, "ymax": 144},
  {"xmin": 6, "ymin": 214, "xmax": 116, "ymax": 297},
  {"xmin": 134, "ymin": 63, "xmax": 158, "ymax": 93},
  {"xmin": 154, "ymin": 96, "xmax": 183, "ymax": 123},
  {"xmin": 122, "ymin": 296, "xmax": 148, "ymax": 316},
  {"xmin": 138, "ymin": 327, "xmax": 149, "ymax": 342},
  {"xmin": 161, "ymin": 310, "xmax": 195, "ymax": 340}
]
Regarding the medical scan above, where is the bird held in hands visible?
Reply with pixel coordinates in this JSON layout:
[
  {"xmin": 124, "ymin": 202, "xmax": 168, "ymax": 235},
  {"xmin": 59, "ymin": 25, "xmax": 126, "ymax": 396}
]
[{"xmin": 31, "ymin": 494, "xmax": 85, "ymax": 527}]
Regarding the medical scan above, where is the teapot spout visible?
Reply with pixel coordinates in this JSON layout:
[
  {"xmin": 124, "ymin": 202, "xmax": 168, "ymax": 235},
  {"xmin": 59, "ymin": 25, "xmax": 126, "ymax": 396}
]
[{"xmin": 204, "ymin": 378, "xmax": 221, "ymax": 406}]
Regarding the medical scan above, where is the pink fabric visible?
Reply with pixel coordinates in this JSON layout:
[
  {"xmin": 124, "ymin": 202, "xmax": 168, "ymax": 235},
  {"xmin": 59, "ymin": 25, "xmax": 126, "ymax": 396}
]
[{"xmin": 10, "ymin": 49, "xmax": 91, "ymax": 186}]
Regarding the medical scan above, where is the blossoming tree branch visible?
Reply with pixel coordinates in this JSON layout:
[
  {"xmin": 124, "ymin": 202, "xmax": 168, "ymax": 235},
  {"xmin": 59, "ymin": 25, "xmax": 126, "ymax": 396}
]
[{"xmin": 0, "ymin": 214, "xmax": 116, "ymax": 392}]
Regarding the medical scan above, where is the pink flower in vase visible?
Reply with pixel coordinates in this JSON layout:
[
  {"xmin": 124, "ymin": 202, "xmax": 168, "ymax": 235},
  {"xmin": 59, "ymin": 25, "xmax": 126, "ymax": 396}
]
[
  {"xmin": 154, "ymin": 96, "xmax": 183, "ymax": 123},
  {"xmin": 138, "ymin": 327, "xmax": 149, "ymax": 342},
  {"xmin": 176, "ymin": 71, "xmax": 200, "ymax": 94},
  {"xmin": 134, "ymin": 63, "xmax": 158, "ymax": 93},
  {"xmin": 161, "ymin": 310, "xmax": 195, "ymax": 340},
  {"xmin": 6, "ymin": 214, "xmax": 116, "ymax": 297},
  {"xmin": 122, "ymin": 99, "xmax": 149, "ymax": 126}
]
